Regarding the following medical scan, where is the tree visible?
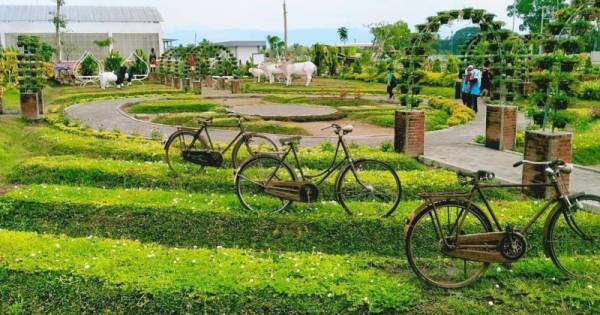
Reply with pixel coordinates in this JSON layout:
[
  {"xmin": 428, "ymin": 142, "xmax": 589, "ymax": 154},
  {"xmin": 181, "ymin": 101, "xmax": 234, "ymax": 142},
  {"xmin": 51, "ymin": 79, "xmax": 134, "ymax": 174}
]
[
  {"xmin": 338, "ymin": 27, "xmax": 349, "ymax": 44},
  {"xmin": 369, "ymin": 21, "xmax": 411, "ymax": 56},
  {"xmin": 53, "ymin": 0, "xmax": 66, "ymax": 62},
  {"xmin": 433, "ymin": 27, "xmax": 481, "ymax": 54},
  {"xmin": 507, "ymin": 0, "xmax": 567, "ymax": 33},
  {"xmin": 266, "ymin": 35, "xmax": 285, "ymax": 58}
]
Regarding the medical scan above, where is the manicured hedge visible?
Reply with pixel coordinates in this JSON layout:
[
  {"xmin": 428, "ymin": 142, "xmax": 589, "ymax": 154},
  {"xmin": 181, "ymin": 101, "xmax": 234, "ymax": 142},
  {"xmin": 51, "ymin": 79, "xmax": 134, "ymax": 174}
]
[
  {"xmin": 0, "ymin": 185, "xmax": 550, "ymax": 256},
  {"xmin": 0, "ymin": 230, "xmax": 419, "ymax": 313},
  {"xmin": 8, "ymin": 156, "xmax": 464, "ymax": 200}
]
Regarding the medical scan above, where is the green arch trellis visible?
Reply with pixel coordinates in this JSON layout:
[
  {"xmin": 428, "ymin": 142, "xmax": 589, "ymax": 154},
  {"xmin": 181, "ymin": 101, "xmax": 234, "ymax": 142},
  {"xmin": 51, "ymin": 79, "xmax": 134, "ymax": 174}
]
[
  {"xmin": 533, "ymin": 0, "xmax": 599, "ymax": 130},
  {"xmin": 157, "ymin": 43, "xmax": 238, "ymax": 79},
  {"xmin": 401, "ymin": 8, "xmax": 517, "ymax": 108}
]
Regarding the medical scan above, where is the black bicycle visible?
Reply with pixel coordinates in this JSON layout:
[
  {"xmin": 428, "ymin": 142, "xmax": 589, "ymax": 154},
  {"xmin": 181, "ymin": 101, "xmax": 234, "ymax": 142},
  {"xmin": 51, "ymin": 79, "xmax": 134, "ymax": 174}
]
[
  {"xmin": 234, "ymin": 124, "xmax": 402, "ymax": 217},
  {"xmin": 164, "ymin": 113, "xmax": 278, "ymax": 175}
]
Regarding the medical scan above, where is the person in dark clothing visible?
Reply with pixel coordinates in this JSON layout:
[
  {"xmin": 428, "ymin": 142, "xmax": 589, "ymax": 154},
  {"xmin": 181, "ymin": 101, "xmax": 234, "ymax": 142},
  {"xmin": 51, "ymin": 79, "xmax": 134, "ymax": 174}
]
[
  {"xmin": 481, "ymin": 62, "xmax": 492, "ymax": 98},
  {"xmin": 127, "ymin": 67, "xmax": 134, "ymax": 86},
  {"xmin": 386, "ymin": 68, "xmax": 397, "ymax": 101},
  {"xmin": 149, "ymin": 48, "xmax": 157, "ymax": 73}
]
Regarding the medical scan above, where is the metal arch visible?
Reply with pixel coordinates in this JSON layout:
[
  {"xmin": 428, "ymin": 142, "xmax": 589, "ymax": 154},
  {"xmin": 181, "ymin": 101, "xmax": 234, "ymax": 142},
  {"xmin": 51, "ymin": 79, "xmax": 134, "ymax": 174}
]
[
  {"xmin": 72, "ymin": 50, "xmax": 103, "ymax": 86},
  {"xmin": 122, "ymin": 50, "xmax": 150, "ymax": 84}
]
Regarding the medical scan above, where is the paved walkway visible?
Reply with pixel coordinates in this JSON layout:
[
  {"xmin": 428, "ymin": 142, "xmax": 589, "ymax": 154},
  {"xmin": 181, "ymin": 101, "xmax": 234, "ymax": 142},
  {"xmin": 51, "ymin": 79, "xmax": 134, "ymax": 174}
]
[
  {"xmin": 64, "ymin": 96, "xmax": 600, "ymax": 196},
  {"xmin": 230, "ymin": 104, "xmax": 338, "ymax": 119}
]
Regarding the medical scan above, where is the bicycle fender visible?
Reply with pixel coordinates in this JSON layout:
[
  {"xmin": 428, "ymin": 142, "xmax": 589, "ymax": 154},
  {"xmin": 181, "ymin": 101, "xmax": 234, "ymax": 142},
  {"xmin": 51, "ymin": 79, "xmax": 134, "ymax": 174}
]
[{"xmin": 403, "ymin": 203, "xmax": 433, "ymax": 240}]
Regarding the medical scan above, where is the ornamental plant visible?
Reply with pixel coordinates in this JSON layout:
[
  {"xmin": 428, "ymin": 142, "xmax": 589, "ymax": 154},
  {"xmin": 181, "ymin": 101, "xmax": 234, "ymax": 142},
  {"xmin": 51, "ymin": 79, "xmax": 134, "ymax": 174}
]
[{"xmin": 16, "ymin": 35, "xmax": 45, "ymax": 94}]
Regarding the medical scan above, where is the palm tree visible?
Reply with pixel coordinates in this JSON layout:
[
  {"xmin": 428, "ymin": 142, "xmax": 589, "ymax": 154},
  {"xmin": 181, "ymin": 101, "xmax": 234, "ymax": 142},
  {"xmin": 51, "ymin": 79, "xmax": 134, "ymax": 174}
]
[
  {"xmin": 266, "ymin": 35, "xmax": 283, "ymax": 58},
  {"xmin": 337, "ymin": 27, "xmax": 349, "ymax": 44}
]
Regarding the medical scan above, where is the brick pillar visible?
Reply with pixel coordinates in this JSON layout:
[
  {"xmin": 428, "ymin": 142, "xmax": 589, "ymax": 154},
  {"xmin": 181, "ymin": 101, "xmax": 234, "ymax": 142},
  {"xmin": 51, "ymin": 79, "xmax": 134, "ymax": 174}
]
[
  {"xmin": 148, "ymin": 72, "xmax": 158, "ymax": 82},
  {"xmin": 205, "ymin": 76, "xmax": 213, "ymax": 88},
  {"xmin": 20, "ymin": 92, "xmax": 45, "ymax": 120},
  {"xmin": 217, "ymin": 78, "xmax": 226, "ymax": 90},
  {"xmin": 231, "ymin": 80, "xmax": 241, "ymax": 94},
  {"xmin": 394, "ymin": 110, "xmax": 425, "ymax": 157},
  {"xmin": 192, "ymin": 80, "xmax": 202, "ymax": 94},
  {"xmin": 485, "ymin": 105, "xmax": 517, "ymax": 151},
  {"xmin": 522, "ymin": 130, "xmax": 572, "ymax": 198}
]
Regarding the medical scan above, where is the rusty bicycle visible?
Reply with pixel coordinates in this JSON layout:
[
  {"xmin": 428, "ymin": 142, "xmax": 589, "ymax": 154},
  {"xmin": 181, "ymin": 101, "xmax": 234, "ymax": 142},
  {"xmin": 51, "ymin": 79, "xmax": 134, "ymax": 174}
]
[
  {"xmin": 234, "ymin": 124, "xmax": 402, "ymax": 217},
  {"xmin": 404, "ymin": 159, "xmax": 600, "ymax": 288}
]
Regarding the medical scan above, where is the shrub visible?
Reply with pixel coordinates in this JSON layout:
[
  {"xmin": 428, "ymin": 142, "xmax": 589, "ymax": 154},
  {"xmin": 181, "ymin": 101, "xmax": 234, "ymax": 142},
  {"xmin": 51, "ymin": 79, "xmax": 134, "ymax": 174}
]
[
  {"xmin": 580, "ymin": 81, "xmax": 600, "ymax": 101},
  {"xmin": 103, "ymin": 50, "xmax": 124, "ymax": 72}
]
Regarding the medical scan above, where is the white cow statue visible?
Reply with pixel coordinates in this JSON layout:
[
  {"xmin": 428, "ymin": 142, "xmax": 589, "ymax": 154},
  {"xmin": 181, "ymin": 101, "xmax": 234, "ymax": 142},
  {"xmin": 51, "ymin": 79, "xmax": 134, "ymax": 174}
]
[
  {"xmin": 258, "ymin": 62, "xmax": 285, "ymax": 84},
  {"xmin": 249, "ymin": 67, "xmax": 267, "ymax": 83},
  {"xmin": 99, "ymin": 72, "xmax": 118, "ymax": 89},
  {"xmin": 281, "ymin": 61, "xmax": 317, "ymax": 87}
]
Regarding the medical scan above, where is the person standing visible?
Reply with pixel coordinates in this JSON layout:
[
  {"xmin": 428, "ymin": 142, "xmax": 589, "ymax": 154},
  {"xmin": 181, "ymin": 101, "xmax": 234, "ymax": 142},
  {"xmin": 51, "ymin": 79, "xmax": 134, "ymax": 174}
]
[
  {"xmin": 469, "ymin": 67, "xmax": 482, "ymax": 113},
  {"xmin": 386, "ymin": 67, "xmax": 397, "ymax": 101},
  {"xmin": 149, "ymin": 48, "xmax": 157, "ymax": 73},
  {"xmin": 481, "ymin": 62, "xmax": 492, "ymax": 98},
  {"xmin": 461, "ymin": 65, "xmax": 473, "ymax": 107}
]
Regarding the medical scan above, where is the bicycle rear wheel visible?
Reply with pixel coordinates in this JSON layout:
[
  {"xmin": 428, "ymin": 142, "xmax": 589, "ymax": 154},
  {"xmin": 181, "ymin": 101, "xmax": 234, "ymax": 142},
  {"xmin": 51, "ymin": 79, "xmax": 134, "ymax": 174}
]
[
  {"xmin": 405, "ymin": 201, "xmax": 493, "ymax": 288},
  {"xmin": 336, "ymin": 159, "xmax": 401, "ymax": 217},
  {"xmin": 546, "ymin": 194, "xmax": 600, "ymax": 278},
  {"xmin": 165, "ymin": 131, "xmax": 209, "ymax": 176},
  {"xmin": 235, "ymin": 155, "xmax": 297, "ymax": 213}
]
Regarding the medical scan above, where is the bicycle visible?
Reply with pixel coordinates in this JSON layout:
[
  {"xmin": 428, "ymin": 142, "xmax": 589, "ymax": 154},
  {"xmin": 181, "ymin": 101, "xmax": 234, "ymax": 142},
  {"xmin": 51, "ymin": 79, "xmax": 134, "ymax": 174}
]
[
  {"xmin": 164, "ymin": 112, "xmax": 278, "ymax": 175},
  {"xmin": 234, "ymin": 124, "xmax": 402, "ymax": 217},
  {"xmin": 404, "ymin": 159, "xmax": 600, "ymax": 288}
]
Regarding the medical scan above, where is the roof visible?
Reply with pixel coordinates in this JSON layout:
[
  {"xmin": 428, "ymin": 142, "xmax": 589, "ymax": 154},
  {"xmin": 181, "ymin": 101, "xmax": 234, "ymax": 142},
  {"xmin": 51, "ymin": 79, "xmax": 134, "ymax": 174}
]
[
  {"xmin": 217, "ymin": 41, "xmax": 266, "ymax": 47},
  {"xmin": 0, "ymin": 5, "xmax": 163, "ymax": 23}
]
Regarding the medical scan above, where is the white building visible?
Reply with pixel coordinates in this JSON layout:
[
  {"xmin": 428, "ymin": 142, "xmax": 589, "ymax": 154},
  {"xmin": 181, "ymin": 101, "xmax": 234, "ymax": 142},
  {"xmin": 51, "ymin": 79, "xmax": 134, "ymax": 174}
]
[
  {"xmin": 217, "ymin": 41, "xmax": 266, "ymax": 65},
  {"xmin": 0, "ymin": 5, "xmax": 164, "ymax": 61}
]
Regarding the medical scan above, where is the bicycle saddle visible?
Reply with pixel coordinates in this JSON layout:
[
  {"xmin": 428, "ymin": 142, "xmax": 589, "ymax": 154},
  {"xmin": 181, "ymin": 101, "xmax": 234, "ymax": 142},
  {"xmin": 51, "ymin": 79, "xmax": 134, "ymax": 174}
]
[
  {"xmin": 341, "ymin": 125, "xmax": 353, "ymax": 134},
  {"xmin": 198, "ymin": 116, "xmax": 213, "ymax": 124},
  {"xmin": 279, "ymin": 136, "xmax": 302, "ymax": 146}
]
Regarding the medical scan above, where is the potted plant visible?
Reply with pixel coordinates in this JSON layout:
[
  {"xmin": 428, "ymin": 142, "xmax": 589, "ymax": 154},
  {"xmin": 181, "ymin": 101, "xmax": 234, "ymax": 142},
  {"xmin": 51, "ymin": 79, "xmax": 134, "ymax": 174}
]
[
  {"xmin": 416, "ymin": 24, "xmax": 428, "ymax": 32},
  {"xmin": 506, "ymin": 93, "xmax": 515, "ymax": 101},
  {"xmin": 399, "ymin": 84, "xmax": 409, "ymax": 94},
  {"xmin": 498, "ymin": 30, "xmax": 511, "ymax": 41},
  {"xmin": 491, "ymin": 92, "xmax": 501, "ymax": 100},
  {"xmin": 484, "ymin": 13, "xmax": 496, "ymax": 23},
  {"xmin": 547, "ymin": 22, "xmax": 565, "ymax": 35},
  {"xmin": 559, "ymin": 39, "xmax": 583, "ymax": 54},
  {"xmin": 558, "ymin": 55, "xmax": 578, "ymax": 72},
  {"xmin": 462, "ymin": 7, "xmax": 474, "ymax": 19},
  {"xmin": 480, "ymin": 23, "xmax": 490, "ymax": 31},
  {"xmin": 534, "ymin": 55, "xmax": 555, "ymax": 70},
  {"xmin": 542, "ymin": 39, "xmax": 558, "ymax": 53},
  {"xmin": 412, "ymin": 85, "xmax": 422, "ymax": 95},
  {"xmin": 532, "ymin": 71, "xmax": 552, "ymax": 90},
  {"xmin": 448, "ymin": 10, "xmax": 460, "ymax": 19},
  {"xmin": 438, "ymin": 12, "xmax": 450, "ymax": 24},
  {"xmin": 414, "ymin": 46, "xmax": 426, "ymax": 55},
  {"xmin": 471, "ymin": 9, "xmax": 485, "ymax": 23},
  {"xmin": 492, "ymin": 21, "xmax": 504, "ymax": 31},
  {"xmin": 427, "ymin": 21, "xmax": 441, "ymax": 32},
  {"xmin": 550, "ymin": 92, "xmax": 569, "ymax": 110},
  {"xmin": 532, "ymin": 111, "xmax": 545, "ymax": 125},
  {"xmin": 488, "ymin": 42, "xmax": 500, "ymax": 52}
]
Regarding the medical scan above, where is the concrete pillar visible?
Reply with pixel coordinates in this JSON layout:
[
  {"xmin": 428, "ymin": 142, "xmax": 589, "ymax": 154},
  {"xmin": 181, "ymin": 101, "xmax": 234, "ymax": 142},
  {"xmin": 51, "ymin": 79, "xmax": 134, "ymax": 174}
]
[
  {"xmin": 231, "ymin": 80, "xmax": 241, "ymax": 94},
  {"xmin": 522, "ymin": 130, "xmax": 572, "ymax": 198},
  {"xmin": 485, "ymin": 105, "xmax": 517, "ymax": 151},
  {"xmin": 394, "ymin": 110, "xmax": 425, "ymax": 157}
]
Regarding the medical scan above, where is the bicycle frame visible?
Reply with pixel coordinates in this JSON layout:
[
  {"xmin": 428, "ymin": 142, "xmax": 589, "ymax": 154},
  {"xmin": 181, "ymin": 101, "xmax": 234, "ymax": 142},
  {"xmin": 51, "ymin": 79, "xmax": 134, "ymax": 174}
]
[
  {"xmin": 431, "ymin": 177, "xmax": 572, "ymax": 250},
  {"xmin": 191, "ymin": 120, "xmax": 246, "ymax": 154}
]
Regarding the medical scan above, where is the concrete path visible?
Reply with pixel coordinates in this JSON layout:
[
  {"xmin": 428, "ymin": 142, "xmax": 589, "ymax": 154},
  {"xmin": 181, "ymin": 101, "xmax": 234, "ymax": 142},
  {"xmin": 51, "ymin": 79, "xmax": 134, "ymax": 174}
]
[
  {"xmin": 230, "ymin": 104, "xmax": 338, "ymax": 119},
  {"xmin": 64, "ymin": 96, "xmax": 600, "ymax": 196}
]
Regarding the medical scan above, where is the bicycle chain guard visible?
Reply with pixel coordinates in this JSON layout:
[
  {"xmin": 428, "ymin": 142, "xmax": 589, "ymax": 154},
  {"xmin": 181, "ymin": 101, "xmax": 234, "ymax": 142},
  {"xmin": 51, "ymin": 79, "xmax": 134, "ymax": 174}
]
[
  {"xmin": 182, "ymin": 150, "xmax": 224, "ymax": 167},
  {"xmin": 264, "ymin": 181, "xmax": 319, "ymax": 203}
]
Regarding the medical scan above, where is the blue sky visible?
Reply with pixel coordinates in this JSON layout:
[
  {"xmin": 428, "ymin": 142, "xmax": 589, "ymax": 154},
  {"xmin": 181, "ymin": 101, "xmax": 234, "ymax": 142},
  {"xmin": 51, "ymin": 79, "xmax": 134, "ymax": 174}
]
[{"xmin": 3, "ymin": 0, "xmax": 523, "ymax": 45}]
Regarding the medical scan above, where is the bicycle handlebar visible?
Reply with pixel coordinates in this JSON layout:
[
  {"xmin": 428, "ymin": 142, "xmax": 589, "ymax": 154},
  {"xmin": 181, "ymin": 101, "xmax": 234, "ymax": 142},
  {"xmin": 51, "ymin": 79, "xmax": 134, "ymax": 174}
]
[
  {"xmin": 513, "ymin": 160, "xmax": 566, "ymax": 168},
  {"xmin": 321, "ymin": 124, "xmax": 341, "ymax": 131}
]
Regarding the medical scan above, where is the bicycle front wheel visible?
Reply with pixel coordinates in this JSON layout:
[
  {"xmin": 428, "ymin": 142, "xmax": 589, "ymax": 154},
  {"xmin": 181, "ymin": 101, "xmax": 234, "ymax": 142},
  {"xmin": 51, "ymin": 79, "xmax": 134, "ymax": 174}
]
[
  {"xmin": 546, "ymin": 194, "xmax": 600, "ymax": 278},
  {"xmin": 165, "ymin": 131, "xmax": 209, "ymax": 176},
  {"xmin": 231, "ymin": 134, "xmax": 279, "ymax": 169},
  {"xmin": 235, "ymin": 155, "xmax": 297, "ymax": 213},
  {"xmin": 336, "ymin": 159, "xmax": 401, "ymax": 217},
  {"xmin": 405, "ymin": 201, "xmax": 493, "ymax": 289}
]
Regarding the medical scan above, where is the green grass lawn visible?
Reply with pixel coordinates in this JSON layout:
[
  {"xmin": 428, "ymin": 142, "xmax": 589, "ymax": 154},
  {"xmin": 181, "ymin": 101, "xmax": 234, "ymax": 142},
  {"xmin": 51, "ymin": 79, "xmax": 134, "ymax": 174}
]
[
  {"xmin": 1, "ymin": 88, "xmax": 20, "ymax": 113},
  {"xmin": 0, "ymin": 83, "xmax": 598, "ymax": 313}
]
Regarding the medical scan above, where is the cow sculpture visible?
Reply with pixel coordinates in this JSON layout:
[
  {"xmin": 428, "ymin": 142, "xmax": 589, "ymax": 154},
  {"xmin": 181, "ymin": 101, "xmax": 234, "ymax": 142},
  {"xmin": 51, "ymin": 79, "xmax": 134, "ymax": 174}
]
[
  {"xmin": 249, "ymin": 67, "xmax": 267, "ymax": 83},
  {"xmin": 281, "ymin": 61, "xmax": 317, "ymax": 87},
  {"xmin": 258, "ymin": 61, "xmax": 285, "ymax": 84}
]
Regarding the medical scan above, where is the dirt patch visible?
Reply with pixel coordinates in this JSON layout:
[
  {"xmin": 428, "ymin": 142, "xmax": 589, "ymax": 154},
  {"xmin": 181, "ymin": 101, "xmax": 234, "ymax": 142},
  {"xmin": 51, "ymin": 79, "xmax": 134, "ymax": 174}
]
[
  {"xmin": 0, "ymin": 184, "xmax": 17, "ymax": 196},
  {"xmin": 212, "ymin": 97, "xmax": 274, "ymax": 107},
  {"xmin": 294, "ymin": 119, "xmax": 393, "ymax": 137}
]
